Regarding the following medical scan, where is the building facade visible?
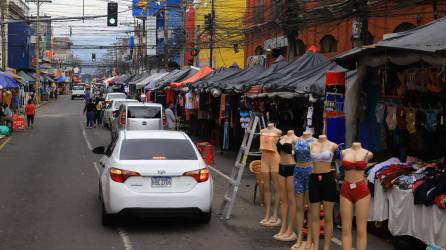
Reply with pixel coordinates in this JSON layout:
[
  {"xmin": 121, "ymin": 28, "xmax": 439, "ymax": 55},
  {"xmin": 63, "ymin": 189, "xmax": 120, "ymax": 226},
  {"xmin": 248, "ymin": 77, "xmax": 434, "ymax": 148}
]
[
  {"xmin": 244, "ymin": 0, "xmax": 446, "ymax": 66},
  {"xmin": 1, "ymin": 0, "xmax": 29, "ymax": 69},
  {"xmin": 190, "ymin": 0, "xmax": 246, "ymax": 68}
]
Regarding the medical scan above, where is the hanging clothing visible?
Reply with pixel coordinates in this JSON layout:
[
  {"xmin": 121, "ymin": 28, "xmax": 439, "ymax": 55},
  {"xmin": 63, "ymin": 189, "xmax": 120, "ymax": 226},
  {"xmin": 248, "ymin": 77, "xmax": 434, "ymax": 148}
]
[
  {"xmin": 185, "ymin": 92, "xmax": 193, "ymax": 109},
  {"xmin": 223, "ymin": 120, "xmax": 230, "ymax": 150}
]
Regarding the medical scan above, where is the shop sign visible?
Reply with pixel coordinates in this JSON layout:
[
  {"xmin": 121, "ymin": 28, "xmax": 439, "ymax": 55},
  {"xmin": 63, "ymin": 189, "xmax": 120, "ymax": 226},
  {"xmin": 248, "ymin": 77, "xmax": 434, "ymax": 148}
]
[
  {"xmin": 247, "ymin": 55, "xmax": 266, "ymax": 67},
  {"xmin": 264, "ymin": 36, "xmax": 288, "ymax": 50}
]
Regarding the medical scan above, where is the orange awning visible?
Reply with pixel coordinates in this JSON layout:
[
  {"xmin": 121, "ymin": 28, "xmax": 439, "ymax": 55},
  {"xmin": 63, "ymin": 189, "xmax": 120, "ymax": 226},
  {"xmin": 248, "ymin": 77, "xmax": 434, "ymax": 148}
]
[{"xmin": 170, "ymin": 66, "xmax": 213, "ymax": 89}]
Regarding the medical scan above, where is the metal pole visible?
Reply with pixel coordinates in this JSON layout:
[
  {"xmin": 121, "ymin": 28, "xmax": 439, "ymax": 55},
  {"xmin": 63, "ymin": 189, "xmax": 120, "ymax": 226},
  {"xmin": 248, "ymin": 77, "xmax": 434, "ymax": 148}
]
[
  {"xmin": 0, "ymin": 0, "xmax": 6, "ymax": 69},
  {"xmin": 209, "ymin": 0, "xmax": 214, "ymax": 68},
  {"xmin": 35, "ymin": 0, "xmax": 41, "ymax": 103},
  {"xmin": 163, "ymin": 3, "xmax": 168, "ymax": 70}
]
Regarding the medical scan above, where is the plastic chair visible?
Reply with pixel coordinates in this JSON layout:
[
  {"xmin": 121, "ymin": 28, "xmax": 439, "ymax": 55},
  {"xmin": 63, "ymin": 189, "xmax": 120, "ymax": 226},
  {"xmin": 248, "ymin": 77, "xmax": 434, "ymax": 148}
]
[{"xmin": 249, "ymin": 160, "xmax": 265, "ymax": 206}]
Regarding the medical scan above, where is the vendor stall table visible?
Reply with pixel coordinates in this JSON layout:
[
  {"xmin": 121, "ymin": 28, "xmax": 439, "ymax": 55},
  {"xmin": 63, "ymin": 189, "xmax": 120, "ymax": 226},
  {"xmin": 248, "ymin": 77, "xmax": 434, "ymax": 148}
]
[{"xmin": 369, "ymin": 181, "xmax": 446, "ymax": 247}]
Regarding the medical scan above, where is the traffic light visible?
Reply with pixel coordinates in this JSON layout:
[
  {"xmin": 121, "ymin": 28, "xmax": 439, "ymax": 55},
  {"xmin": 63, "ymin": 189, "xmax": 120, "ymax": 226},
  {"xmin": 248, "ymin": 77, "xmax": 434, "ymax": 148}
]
[
  {"xmin": 92, "ymin": 53, "xmax": 96, "ymax": 62},
  {"xmin": 204, "ymin": 14, "xmax": 213, "ymax": 31},
  {"xmin": 107, "ymin": 2, "xmax": 118, "ymax": 27}
]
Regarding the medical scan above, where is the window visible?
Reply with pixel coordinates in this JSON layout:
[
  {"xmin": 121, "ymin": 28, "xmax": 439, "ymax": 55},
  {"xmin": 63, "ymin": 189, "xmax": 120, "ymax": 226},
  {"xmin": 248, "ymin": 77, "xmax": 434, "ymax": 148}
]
[
  {"xmin": 296, "ymin": 39, "xmax": 306, "ymax": 56},
  {"xmin": 127, "ymin": 106, "xmax": 161, "ymax": 119},
  {"xmin": 253, "ymin": 0, "xmax": 264, "ymax": 24},
  {"xmin": 393, "ymin": 22, "xmax": 416, "ymax": 33},
  {"xmin": 319, "ymin": 35, "xmax": 337, "ymax": 53},
  {"xmin": 120, "ymin": 139, "xmax": 198, "ymax": 160},
  {"xmin": 255, "ymin": 46, "xmax": 264, "ymax": 55},
  {"xmin": 72, "ymin": 85, "xmax": 84, "ymax": 90}
]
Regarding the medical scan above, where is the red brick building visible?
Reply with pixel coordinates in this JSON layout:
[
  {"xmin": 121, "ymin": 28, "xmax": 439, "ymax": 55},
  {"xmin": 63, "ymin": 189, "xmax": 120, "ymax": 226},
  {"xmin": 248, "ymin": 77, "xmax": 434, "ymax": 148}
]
[{"xmin": 244, "ymin": 0, "xmax": 446, "ymax": 66}]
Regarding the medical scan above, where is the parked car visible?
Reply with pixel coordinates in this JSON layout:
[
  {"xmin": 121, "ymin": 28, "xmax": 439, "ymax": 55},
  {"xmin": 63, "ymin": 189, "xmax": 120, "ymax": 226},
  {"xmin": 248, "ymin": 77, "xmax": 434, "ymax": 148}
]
[
  {"xmin": 71, "ymin": 85, "xmax": 85, "ymax": 100},
  {"xmin": 93, "ymin": 130, "xmax": 213, "ymax": 225},
  {"xmin": 111, "ymin": 103, "xmax": 165, "ymax": 138},
  {"xmin": 102, "ymin": 99, "xmax": 139, "ymax": 128},
  {"xmin": 105, "ymin": 92, "xmax": 127, "ymax": 103}
]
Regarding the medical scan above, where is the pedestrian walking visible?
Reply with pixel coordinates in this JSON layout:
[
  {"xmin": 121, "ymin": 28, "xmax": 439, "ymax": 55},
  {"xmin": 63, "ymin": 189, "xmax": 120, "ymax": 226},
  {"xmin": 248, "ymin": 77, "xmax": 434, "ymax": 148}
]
[
  {"xmin": 25, "ymin": 99, "xmax": 36, "ymax": 129},
  {"xmin": 95, "ymin": 98, "xmax": 103, "ymax": 127},
  {"xmin": 83, "ymin": 98, "xmax": 96, "ymax": 128},
  {"xmin": 165, "ymin": 102, "xmax": 176, "ymax": 130}
]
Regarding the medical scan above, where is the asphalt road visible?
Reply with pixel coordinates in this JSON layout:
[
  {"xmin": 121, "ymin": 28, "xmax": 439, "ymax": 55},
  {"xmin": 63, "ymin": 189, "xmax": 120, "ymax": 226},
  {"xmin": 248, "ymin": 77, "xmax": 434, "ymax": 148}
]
[{"xmin": 0, "ymin": 96, "xmax": 394, "ymax": 250}]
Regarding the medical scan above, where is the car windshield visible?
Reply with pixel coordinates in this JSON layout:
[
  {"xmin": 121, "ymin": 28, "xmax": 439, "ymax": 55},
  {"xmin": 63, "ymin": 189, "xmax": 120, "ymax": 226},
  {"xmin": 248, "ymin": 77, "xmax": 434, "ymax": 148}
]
[
  {"xmin": 108, "ymin": 93, "xmax": 126, "ymax": 100},
  {"xmin": 113, "ymin": 100, "xmax": 137, "ymax": 109},
  {"xmin": 72, "ymin": 85, "xmax": 84, "ymax": 90},
  {"xmin": 120, "ymin": 139, "xmax": 197, "ymax": 160},
  {"xmin": 127, "ymin": 106, "xmax": 161, "ymax": 119}
]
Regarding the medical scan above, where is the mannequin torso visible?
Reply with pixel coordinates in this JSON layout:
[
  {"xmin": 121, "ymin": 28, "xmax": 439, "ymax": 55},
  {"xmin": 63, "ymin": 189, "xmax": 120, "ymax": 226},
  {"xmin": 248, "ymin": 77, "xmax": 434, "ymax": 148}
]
[
  {"xmin": 310, "ymin": 135, "xmax": 338, "ymax": 174},
  {"xmin": 295, "ymin": 131, "xmax": 315, "ymax": 167},
  {"xmin": 260, "ymin": 123, "xmax": 282, "ymax": 152},
  {"xmin": 278, "ymin": 130, "xmax": 298, "ymax": 165},
  {"xmin": 341, "ymin": 142, "xmax": 373, "ymax": 183}
]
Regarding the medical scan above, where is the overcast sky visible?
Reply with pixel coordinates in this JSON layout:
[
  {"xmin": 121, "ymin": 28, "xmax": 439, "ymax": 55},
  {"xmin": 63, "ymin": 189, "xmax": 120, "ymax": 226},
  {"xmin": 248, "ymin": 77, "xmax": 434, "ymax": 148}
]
[{"xmin": 29, "ymin": 0, "xmax": 135, "ymax": 73}]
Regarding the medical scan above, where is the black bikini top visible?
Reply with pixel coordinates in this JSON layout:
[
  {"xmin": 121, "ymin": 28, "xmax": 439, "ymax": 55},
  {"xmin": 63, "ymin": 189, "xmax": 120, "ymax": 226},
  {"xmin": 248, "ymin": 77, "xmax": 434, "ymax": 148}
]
[{"xmin": 277, "ymin": 142, "xmax": 293, "ymax": 154}]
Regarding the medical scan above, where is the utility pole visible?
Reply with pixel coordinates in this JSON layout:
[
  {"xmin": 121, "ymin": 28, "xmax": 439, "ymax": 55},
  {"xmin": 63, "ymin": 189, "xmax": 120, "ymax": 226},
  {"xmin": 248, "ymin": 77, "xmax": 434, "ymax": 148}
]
[
  {"xmin": 209, "ymin": 0, "xmax": 215, "ymax": 68},
  {"xmin": 0, "ymin": 0, "xmax": 6, "ymax": 69},
  {"xmin": 27, "ymin": 0, "xmax": 52, "ymax": 104},
  {"xmin": 163, "ymin": 2, "xmax": 168, "ymax": 70}
]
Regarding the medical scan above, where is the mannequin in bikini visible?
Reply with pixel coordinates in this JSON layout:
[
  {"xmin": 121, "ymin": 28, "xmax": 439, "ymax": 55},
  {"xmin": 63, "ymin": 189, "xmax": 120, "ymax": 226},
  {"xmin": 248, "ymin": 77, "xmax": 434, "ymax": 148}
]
[
  {"xmin": 340, "ymin": 143, "xmax": 373, "ymax": 250},
  {"xmin": 291, "ymin": 130, "xmax": 315, "ymax": 250},
  {"xmin": 274, "ymin": 130, "xmax": 299, "ymax": 242},
  {"xmin": 309, "ymin": 135, "xmax": 338, "ymax": 250},
  {"xmin": 260, "ymin": 123, "xmax": 282, "ymax": 227}
]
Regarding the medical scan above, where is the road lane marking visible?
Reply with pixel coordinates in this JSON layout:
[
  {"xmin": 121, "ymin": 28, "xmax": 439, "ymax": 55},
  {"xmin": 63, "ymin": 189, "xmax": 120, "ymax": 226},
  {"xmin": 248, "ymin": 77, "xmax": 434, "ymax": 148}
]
[
  {"xmin": 0, "ymin": 137, "xmax": 11, "ymax": 151},
  {"xmin": 80, "ymin": 121, "xmax": 93, "ymax": 150},
  {"xmin": 93, "ymin": 162, "xmax": 100, "ymax": 176},
  {"xmin": 118, "ymin": 227, "xmax": 134, "ymax": 250}
]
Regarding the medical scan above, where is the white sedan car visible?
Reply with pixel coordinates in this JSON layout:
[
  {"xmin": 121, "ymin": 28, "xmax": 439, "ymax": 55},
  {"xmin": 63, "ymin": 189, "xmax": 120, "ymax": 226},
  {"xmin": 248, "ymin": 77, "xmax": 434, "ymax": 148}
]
[{"xmin": 93, "ymin": 130, "xmax": 213, "ymax": 226}]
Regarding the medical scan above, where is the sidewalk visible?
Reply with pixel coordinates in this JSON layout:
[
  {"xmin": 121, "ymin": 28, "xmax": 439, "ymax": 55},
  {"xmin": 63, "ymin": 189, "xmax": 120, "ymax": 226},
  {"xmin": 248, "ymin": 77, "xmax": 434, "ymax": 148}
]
[{"xmin": 210, "ymin": 151, "xmax": 296, "ymax": 249}]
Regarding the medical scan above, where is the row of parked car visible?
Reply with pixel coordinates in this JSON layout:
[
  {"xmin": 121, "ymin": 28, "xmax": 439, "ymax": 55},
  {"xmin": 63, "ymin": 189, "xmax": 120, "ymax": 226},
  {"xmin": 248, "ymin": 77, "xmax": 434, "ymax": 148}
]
[{"xmin": 92, "ymin": 92, "xmax": 214, "ymax": 226}]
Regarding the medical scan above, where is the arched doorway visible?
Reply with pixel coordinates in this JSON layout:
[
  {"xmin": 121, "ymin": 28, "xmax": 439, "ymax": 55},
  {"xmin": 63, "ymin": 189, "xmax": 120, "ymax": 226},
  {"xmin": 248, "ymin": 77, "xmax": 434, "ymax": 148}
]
[
  {"xmin": 319, "ymin": 35, "xmax": 337, "ymax": 53},
  {"xmin": 393, "ymin": 22, "xmax": 416, "ymax": 33},
  {"xmin": 255, "ymin": 46, "xmax": 265, "ymax": 55}
]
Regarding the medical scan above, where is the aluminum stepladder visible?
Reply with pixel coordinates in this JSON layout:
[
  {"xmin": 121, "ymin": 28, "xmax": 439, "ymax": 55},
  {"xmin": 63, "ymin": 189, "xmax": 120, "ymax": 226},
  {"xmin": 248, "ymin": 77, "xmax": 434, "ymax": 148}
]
[{"xmin": 218, "ymin": 112, "xmax": 266, "ymax": 220}]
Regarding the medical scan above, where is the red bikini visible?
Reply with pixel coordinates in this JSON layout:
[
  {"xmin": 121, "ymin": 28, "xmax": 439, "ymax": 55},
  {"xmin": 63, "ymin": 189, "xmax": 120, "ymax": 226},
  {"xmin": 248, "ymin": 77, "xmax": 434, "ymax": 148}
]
[{"xmin": 341, "ymin": 159, "xmax": 370, "ymax": 203}]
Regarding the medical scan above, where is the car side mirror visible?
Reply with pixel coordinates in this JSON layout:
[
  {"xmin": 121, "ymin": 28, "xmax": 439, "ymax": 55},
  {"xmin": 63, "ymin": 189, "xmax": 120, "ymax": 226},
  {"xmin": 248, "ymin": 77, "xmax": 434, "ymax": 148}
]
[{"xmin": 92, "ymin": 146, "xmax": 105, "ymax": 155}]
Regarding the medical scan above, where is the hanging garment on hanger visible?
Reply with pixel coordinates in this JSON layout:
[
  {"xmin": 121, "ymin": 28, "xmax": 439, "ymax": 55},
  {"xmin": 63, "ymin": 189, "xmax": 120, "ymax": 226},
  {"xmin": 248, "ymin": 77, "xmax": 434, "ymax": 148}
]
[
  {"xmin": 223, "ymin": 120, "xmax": 230, "ymax": 150},
  {"xmin": 406, "ymin": 109, "xmax": 417, "ymax": 134},
  {"xmin": 386, "ymin": 105, "xmax": 398, "ymax": 130},
  {"xmin": 425, "ymin": 111, "xmax": 438, "ymax": 132},
  {"xmin": 375, "ymin": 103, "xmax": 386, "ymax": 124}
]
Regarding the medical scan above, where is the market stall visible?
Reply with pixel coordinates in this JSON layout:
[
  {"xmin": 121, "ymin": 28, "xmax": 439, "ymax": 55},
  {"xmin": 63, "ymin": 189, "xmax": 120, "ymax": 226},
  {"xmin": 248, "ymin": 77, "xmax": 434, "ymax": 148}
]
[{"xmin": 336, "ymin": 16, "xmax": 446, "ymax": 249}]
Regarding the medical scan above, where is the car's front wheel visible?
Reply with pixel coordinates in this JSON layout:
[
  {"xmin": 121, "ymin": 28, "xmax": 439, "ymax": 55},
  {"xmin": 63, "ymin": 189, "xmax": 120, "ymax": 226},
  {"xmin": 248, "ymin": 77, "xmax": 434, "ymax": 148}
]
[
  {"xmin": 101, "ymin": 204, "xmax": 114, "ymax": 227},
  {"xmin": 199, "ymin": 211, "xmax": 212, "ymax": 224}
]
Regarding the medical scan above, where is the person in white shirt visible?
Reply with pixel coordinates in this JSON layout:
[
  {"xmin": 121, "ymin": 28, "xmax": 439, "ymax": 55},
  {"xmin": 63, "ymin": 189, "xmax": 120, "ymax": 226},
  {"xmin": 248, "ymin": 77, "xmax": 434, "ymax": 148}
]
[{"xmin": 165, "ymin": 102, "xmax": 176, "ymax": 130}]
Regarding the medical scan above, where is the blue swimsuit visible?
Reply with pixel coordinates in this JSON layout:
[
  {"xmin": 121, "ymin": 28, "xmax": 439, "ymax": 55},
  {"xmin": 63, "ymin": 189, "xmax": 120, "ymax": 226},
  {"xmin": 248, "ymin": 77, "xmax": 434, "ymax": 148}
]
[{"xmin": 293, "ymin": 138, "xmax": 314, "ymax": 194}]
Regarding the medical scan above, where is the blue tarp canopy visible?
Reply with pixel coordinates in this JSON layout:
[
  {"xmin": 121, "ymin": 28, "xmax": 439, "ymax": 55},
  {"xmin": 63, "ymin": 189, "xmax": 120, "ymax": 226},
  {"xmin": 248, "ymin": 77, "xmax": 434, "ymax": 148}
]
[
  {"xmin": 56, "ymin": 76, "xmax": 67, "ymax": 84},
  {"xmin": 0, "ymin": 72, "xmax": 19, "ymax": 89}
]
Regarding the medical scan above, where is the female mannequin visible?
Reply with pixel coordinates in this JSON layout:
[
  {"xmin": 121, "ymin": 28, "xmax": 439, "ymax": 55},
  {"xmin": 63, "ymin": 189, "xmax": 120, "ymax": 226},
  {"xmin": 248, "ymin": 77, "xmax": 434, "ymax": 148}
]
[
  {"xmin": 274, "ymin": 130, "xmax": 298, "ymax": 241},
  {"xmin": 259, "ymin": 123, "xmax": 282, "ymax": 226},
  {"xmin": 291, "ymin": 130, "xmax": 314, "ymax": 250},
  {"xmin": 340, "ymin": 143, "xmax": 373, "ymax": 250},
  {"xmin": 309, "ymin": 135, "xmax": 338, "ymax": 250}
]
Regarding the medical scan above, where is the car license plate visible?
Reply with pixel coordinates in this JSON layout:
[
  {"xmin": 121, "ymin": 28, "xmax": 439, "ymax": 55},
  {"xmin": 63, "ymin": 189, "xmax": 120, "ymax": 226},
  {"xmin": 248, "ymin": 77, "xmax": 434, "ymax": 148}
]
[{"xmin": 151, "ymin": 177, "xmax": 172, "ymax": 188}]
